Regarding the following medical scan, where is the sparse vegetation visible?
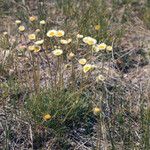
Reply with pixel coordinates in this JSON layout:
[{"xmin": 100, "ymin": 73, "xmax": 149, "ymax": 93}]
[{"xmin": 0, "ymin": 0, "xmax": 150, "ymax": 149}]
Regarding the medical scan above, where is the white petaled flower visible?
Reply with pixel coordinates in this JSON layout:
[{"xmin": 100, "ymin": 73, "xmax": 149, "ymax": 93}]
[
  {"xmin": 60, "ymin": 39, "xmax": 72, "ymax": 44},
  {"xmin": 96, "ymin": 75, "xmax": 105, "ymax": 82},
  {"xmin": 40, "ymin": 20, "xmax": 46, "ymax": 25},
  {"xmin": 93, "ymin": 45, "xmax": 100, "ymax": 52},
  {"xmin": 106, "ymin": 46, "xmax": 113, "ymax": 51},
  {"xmin": 77, "ymin": 34, "xmax": 84, "ymax": 39},
  {"xmin": 83, "ymin": 64, "xmax": 92, "ymax": 73},
  {"xmin": 97, "ymin": 43, "xmax": 107, "ymax": 50},
  {"xmin": 78, "ymin": 58, "xmax": 87, "ymax": 65},
  {"xmin": 52, "ymin": 49, "xmax": 63, "ymax": 56},
  {"xmin": 56, "ymin": 30, "xmax": 65, "ymax": 37},
  {"xmin": 15, "ymin": 20, "xmax": 21, "ymax": 24},
  {"xmin": 35, "ymin": 39, "xmax": 44, "ymax": 45},
  {"xmin": 83, "ymin": 36, "xmax": 97, "ymax": 45},
  {"xmin": 46, "ymin": 30, "xmax": 57, "ymax": 37}
]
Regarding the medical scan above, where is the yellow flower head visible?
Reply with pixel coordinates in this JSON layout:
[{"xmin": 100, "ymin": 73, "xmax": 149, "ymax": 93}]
[
  {"xmin": 52, "ymin": 49, "xmax": 63, "ymax": 56},
  {"xmin": 29, "ymin": 16, "xmax": 37, "ymax": 22},
  {"xmin": 40, "ymin": 20, "xmax": 46, "ymax": 25},
  {"xmin": 92, "ymin": 45, "xmax": 100, "ymax": 52},
  {"xmin": 15, "ymin": 20, "xmax": 21, "ymax": 24},
  {"xmin": 93, "ymin": 107, "xmax": 101, "ymax": 115},
  {"xmin": 56, "ymin": 30, "xmax": 65, "ymax": 37},
  {"xmin": 60, "ymin": 39, "xmax": 72, "ymax": 44},
  {"xmin": 34, "ymin": 46, "xmax": 41, "ymax": 52},
  {"xmin": 94, "ymin": 25, "xmax": 100, "ymax": 30},
  {"xmin": 77, "ymin": 34, "xmax": 84, "ymax": 39},
  {"xmin": 3, "ymin": 32, "xmax": 8, "ymax": 35},
  {"xmin": 35, "ymin": 29, "xmax": 40, "ymax": 33},
  {"xmin": 28, "ymin": 34, "xmax": 36, "ymax": 40},
  {"xmin": 35, "ymin": 39, "xmax": 44, "ymax": 45},
  {"xmin": 83, "ymin": 64, "xmax": 92, "ymax": 73},
  {"xmin": 106, "ymin": 46, "xmax": 113, "ymax": 51},
  {"xmin": 68, "ymin": 52, "xmax": 75, "ymax": 60},
  {"xmin": 18, "ymin": 25, "xmax": 25, "ymax": 32},
  {"xmin": 28, "ymin": 45, "xmax": 35, "ymax": 51},
  {"xmin": 97, "ymin": 43, "xmax": 107, "ymax": 50},
  {"xmin": 83, "ymin": 37, "xmax": 97, "ymax": 45},
  {"xmin": 46, "ymin": 30, "xmax": 57, "ymax": 37},
  {"xmin": 43, "ymin": 114, "xmax": 52, "ymax": 121},
  {"xmin": 96, "ymin": 75, "xmax": 105, "ymax": 82},
  {"xmin": 78, "ymin": 58, "xmax": 87, "ymax": 65}
]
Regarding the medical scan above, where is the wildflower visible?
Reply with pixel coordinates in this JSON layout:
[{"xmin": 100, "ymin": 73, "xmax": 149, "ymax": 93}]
[
  {"xmin": 96, "ymin": 75, "xmax": 105, "ymax": 82},
  {"xmin": 35, "ymin": 39, "xmax": 44, "ymax": 45},
  {"xmin": 35, "ymin": 29, "xmax": 40, "ymax": 33},
  {"xmin": 52, "ymin": 49, "xmax": 63, "ymax": 56},
  {"xmin": 94, "ymin": 25, "xmax": 100, "ymax": 30},
  {"xmin": 46, "ymin": 30, "xmax": 57, "ymax": 37},
  {"xmin": 28, "ymin": 34, "xmax": 36, "ymax": 40},
  {"xmin": 43, "ymin": 114, "xmax": 52, "ymax": 121},
  {"xmin": 40, "ymin": 20, "xmax": 46, "ymax": 25},
  {"xmin": 68, "ymin": 52, "xmax": 75, "ymax": 60},
  {"xmin": 64, "ymin": 64, "xmax": 72, "ymax": 69},
  {"xmin": 3, "ymin": 32, "xmax": 8, "ymax": 35},
  {"xmin": 18, "ymin": 25, "xmax": 25, "ymax": 32},
  {"xmin": 83, "ymin": 37, "xmax": 97, "ymax": 45},
  {"xmin": 15, "ymin": 20, "xmax": 21, "ymax": 24},
  {"xmin": 28, "ymin": 45, "xmax": 35, "ymax": 51},
  {"xmin": 34, "ymin": 46, "xmax": 41, "ymax": 52},
  {"xmin": 83, "ymin": 64, "xmax": 92, "ymax": 73},
  {"xmin": 97, "ymin": 43, "xmax": 107, "ymax": 50},
  {"xmin": 56, "ymin": 30, "xmax": 65, "ymax": 37},
  {"xmin": 78, "ymin": 58, "xmax": 87, "ymax": 65},
  {"xmin": 93, "ymin": 107, "xmax": 101, "ymax": 115},
  {"xmin": 77, "ymin": 34, "xmax": 84, "ymax": 39},
  {"xmin": 29, "ymin": 16, "xmax": 37, "ymax": 22},
  {"xmin": 93, "ymin": 45, "xmax": 100, "ymax": 52},
  {"xmin": 60, "ymin": 39, "xmax": 72, "ymax": 44},
  {"xmin": 106, "ymin": 46, "xmax": 113, "ymax": 51}
]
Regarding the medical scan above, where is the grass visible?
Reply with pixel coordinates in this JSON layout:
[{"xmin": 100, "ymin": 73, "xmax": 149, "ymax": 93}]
[{"xmin": 0, "ymin": 0, "xmax": 150, "ymax": 149}]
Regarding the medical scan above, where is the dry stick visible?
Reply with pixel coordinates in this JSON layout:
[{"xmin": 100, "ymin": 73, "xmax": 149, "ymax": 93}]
[{"xmin": 43, "ymin": 50, "xmax": 53, "ymax": 90}]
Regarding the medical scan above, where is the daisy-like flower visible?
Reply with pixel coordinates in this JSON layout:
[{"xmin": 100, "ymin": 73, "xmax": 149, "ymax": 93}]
[
  {"xmin": 15, "ymin": 20, "xmax": 21, "ymax": 24},
  {"xmin": 60, "ymin": 39, "xmax": 72, "ymax": 44},
  {"xmin": 29, "ymin": 16, "xmax": 37, "ymax": 22},
  {"xmin": 83, "ymin": 37, "xmax": 97, "ymax": 45},
  {"xmin": 43, "ymin": 114, "xmax": 52, "ymax": 121},
  {"xmin": 35, "ymin": 29, "xmax": 40, "ymax": 33},
  {"xmin": 78, "ymin": 58, "xmax": 87, "ymax": 65},
  {"xmin": 3, "ymin": 32, "xmax": 8, "ymax": 35},
  {"xmin": 28, "ymin": 45, "xmax": 35, "ymax": 51},
  {"xmin": 52, "ymin": 49, "xmax": 63, "ymax": 56},
  {"xmin": 68, "ymin": 52, "xmax": 75, "ymax": 60},
  {"xmin": 46, "ymin": 30, "xmax": 57, "ymax": 37},
  {"xmin": 106, "ymin": 46, "xmax": 113, "ymax": 51},
  {"xmin": 77, "ymin": 34, "xmax": 84, "ymax": 39},
  {"xmin": 93, "ymin": 107, "xmax": 101, "ymax": 115},
  {"xmin": 28, "ymin": 34, "xmax": 36, "ymax": 40},
  {"xmin": 96, "ymin": 75, "xmax": 105, "ymax": 82},
  {"xmin": 40, "ymin": 20, "xmax": 46, "ymax": 25},
  {"xmin": 56, "ymin": 30, "xmax": 65, "ymax": 37},
  {"xmin": 94, "ymin": 25, "xmax": 100, "ymax": 30},
  {"xmin": 83, "ymin": 64, "xmax": 92, "ymax": 73},
  {"xmin": 93, "ymin": 45, "xmax": 100, "ymax": 52},
  {"xmin": 18, "ymin": 25, "xmax": 25, "ymax": 32},
  {"xmin": 34, "ymin": 46, "xmax": 41, "ymax": 53},
  {"xmin": 97, "ymin": 43, "xmax": 107, "ymax": 50},
  {"xmin": 35, "ymin": 39, "xmax": 44, "ymax": 45}
]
